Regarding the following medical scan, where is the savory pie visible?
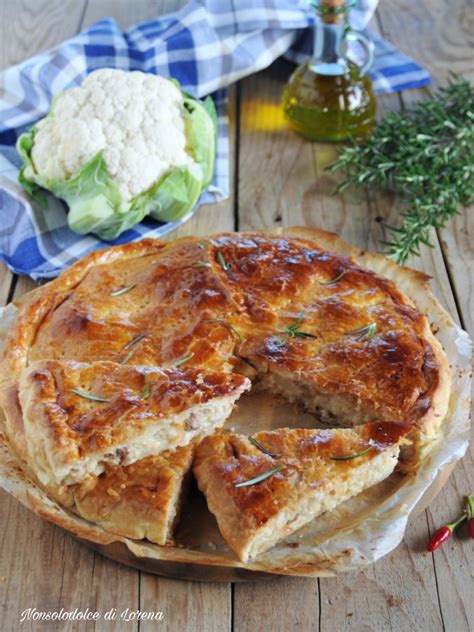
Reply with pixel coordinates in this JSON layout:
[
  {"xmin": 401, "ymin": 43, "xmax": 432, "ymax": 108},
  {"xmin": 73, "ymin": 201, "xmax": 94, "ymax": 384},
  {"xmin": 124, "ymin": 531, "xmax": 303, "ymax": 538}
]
[
  {"xmin": 0, "ymin": 228, "xmax": 451, "ymax": 556},
  {"xmin": 73, "ymin": 444, "xmax": 195, "ymax": 545},
  {"xmin": 18, "ymin": 359, "xmax": 249, "ymax": 486},
  {"xmin": 193, "ymin": 422, "xmax": 411, "ymax": 561}
]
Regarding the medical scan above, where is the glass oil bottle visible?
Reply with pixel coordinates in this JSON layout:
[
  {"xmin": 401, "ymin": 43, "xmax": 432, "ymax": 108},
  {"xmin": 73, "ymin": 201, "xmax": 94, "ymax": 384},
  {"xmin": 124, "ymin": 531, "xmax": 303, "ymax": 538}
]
[{"xmin": 282, "ymin": 0, "xmax": 376, "ymax": 142}]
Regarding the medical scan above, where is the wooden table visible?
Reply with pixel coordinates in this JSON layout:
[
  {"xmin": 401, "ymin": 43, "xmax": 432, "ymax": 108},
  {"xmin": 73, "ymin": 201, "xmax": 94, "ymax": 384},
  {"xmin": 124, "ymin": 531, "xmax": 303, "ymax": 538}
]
[{"xmin": 0, "ymin": 1, "xmax": 472, "ymax": 630}]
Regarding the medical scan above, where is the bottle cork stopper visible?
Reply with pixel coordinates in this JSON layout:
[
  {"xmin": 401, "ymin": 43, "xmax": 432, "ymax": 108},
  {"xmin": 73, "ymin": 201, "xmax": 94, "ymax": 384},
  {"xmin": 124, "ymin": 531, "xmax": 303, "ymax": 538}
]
[{"xmin": 318, "ymin": 0, "xmax": 346, "ymax": 24}]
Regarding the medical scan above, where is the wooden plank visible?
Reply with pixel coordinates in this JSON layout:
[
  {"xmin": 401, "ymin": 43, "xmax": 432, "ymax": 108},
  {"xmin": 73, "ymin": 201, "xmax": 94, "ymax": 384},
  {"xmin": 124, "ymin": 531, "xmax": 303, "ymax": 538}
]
[
  {"xmin": 84, "ymin": 1, "xmax": 233, "ymax": 629},
  {"xmin": 0, "ymin": 2, "xmax": 114, "ymax": 630},
  {"xmin": 0, "ymin": 0, "xmax": 233, "ymax": 629},
  {"xmin": 0, "ymin": 0, "xmax": 87, "ymax": 70},
  {"xmin": 321, "ymin": 97, "xmax": 446, "ymax": 632},
  {"xmin": 139, "ymin": 80, "xmax": 237, "ymax": 632},
  {"xmin": 364, "ymin": 88, "xmax": 471, "ymax": 632},
  {"xmin": 0, "ymin": 2, "xmax": 137, "ymax": 630},
  {"xmin": 233, "ymin": 64, "xmax": 322, "ymax": 632},
  {"xmin": 84, "ymin": 2, "xmax": 233, "ymax": 628},
  {"xmin": 233, "ymin": 575, "xmax": 320, "ymax": 632},
  {"xmin": 376, "ymin": 6, "xmax": 474, "ymax": 631},
  {"xmin": 376, "ymin": 0, "xmax": 474, "ymax": 85},
  {"xmin": 232, "ymin": 46, "xmax": 463, "ymax": 629},
  {"xmin": 140, "ymin": 578, "xmax": 230, "ymax": 632},
  {"xmin": 313, "ymin": 89, "xmax": 446, "ymax": 632},
  {"xmin": 438, "ymin": 212, "xmax": 473, "ymax": 335},
  {"xmin": 0, "ymin": 269, "xmax": 142, "ymax": 632},
  {"xmin": 81, "ymin": 0, "xmax": 187, "ymax": 30},
  {"xmin": 318, "ymin": 512, "xmax": 443, "ymax": 632}
]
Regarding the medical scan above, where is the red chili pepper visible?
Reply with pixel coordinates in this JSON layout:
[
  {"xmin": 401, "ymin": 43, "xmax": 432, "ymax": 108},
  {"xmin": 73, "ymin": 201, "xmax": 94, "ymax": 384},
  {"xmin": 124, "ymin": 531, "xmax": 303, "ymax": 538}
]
[
  {"xmin": 467, "ymin": 495, "xmax": 474, "ymax": 539},
  {"xmin": 427, "ymin": 512, "xmax": 467, "ymax": 552}
]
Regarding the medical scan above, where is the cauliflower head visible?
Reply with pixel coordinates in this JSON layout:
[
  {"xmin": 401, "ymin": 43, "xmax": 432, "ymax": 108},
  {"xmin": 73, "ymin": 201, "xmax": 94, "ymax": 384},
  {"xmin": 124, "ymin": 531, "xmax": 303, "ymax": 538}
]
[{"xmin": 17, "ymin": 69, "xmax": 217, "ymax": 240}]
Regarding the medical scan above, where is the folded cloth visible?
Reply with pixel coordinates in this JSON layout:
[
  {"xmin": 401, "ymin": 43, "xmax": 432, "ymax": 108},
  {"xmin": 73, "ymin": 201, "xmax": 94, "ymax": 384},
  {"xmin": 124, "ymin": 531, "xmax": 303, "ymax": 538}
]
[{"xmin": 0, "ymin": 0, "xmax": 431, "ymax": 279}]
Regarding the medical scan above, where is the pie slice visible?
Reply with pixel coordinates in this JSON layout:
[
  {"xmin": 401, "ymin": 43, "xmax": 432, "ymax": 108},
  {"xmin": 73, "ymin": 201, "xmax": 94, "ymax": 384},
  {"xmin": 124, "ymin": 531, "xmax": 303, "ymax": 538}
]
[
  {"xmin": 73, "ymin": 444, "xmax": 194, "ymax": 545},
  {"xmin": 19, "ymin": 360, "xmax": 250, "ymax": 486},
  {"xmin": 193, "ymin": 422, "xmax": 410, "ymax": 561}
]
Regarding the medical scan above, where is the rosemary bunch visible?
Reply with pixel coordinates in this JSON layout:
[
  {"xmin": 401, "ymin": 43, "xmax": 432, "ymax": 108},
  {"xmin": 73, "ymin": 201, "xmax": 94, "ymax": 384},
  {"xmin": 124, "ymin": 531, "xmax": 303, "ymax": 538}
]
[{"xmin": 328, "ymin": 75, "xmax": 474, "ymax": 263}]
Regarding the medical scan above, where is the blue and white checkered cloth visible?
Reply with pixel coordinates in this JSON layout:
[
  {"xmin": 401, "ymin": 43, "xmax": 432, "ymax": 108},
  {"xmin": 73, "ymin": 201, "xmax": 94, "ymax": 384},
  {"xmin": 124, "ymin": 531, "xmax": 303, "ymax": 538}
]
[{"xmin": 0, "ymin": 0, "xmax": 431, "ymax": 279}]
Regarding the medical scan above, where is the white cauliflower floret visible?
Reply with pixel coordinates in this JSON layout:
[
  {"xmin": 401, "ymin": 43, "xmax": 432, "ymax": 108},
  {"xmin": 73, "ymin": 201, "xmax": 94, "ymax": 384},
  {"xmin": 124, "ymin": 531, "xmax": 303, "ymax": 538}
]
[
  {"xmin": 18, "ymin": 67, "xmax": 217, "ymax": 240},
  {"xmin": 31, "ymin": 69, "xmax": 193, "ymax": 201}
]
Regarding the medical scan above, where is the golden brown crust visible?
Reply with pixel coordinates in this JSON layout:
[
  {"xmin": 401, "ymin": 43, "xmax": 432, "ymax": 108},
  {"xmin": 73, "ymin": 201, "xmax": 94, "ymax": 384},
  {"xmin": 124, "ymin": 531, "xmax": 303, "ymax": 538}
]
[
  {"xmin": 18, "ymin": 359, "xmax": 249, "ymax": 486},
  {"xmin": 73, "ymin": 444, "xmax": 194, "ymax": 545},
  {"xmin": 0, "ymin": 228, "xmax": 452, "ymax": 555},
  {"xmin": 0, "ymin": 239, "xmax": 167, "ymax": 386},
  {"xmin": 193, "ymin": 422, "xmax": 409, "ymax": 560},
  {"xmin": 2, "ymin": 231, "xmax": 449, "ymax": 441},
  {"xmin": 276, "ymin": 226, "xmax": 451, "ymax": 449}
]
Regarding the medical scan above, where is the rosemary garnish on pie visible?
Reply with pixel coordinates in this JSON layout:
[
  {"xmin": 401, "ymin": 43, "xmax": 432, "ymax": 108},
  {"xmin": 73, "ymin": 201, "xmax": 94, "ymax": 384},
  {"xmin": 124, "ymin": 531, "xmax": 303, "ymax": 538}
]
[
  {"xmin": 248, "ymin": 434, "xmax": 277, "ymax": 458},
  {"xmin": 119, "ymin": 350, "xmax": 134, "ymax": 365},
  {"xmin": 71, "ymin": 389, "xmax": 111, "ymax": 403},
  {"xmin": 203, "ymin": 318, "xmax": 244, "ymax": 343},
  {"xmin": 174, "ymin": 352, "xmax": 195, "ymax": 367},
  {"xmin": 119, "ymin": 332, "xmax": 148, "ymax": 363},
  {"xmin": 141, "ymin": 380, "xmax": 151, "ymax": 400},
  {"xmin": 123, "ymin": 332, "xmax": 148, "ymax": 350},
  {"xmin": 217, "ymin": 251, "xmax": 232, "ymax": 271},
  {"xmin": 345, "ymin": 323, "xmax": 377, "ymax": 340},
  {"xmin": 192, "ymin": 261, "xmax": 211, "ymax": 268},
  {"xmin": 111, "ymin": 284, "xmax": 136, "ymax": 297},
  {"xmin": 330, "ymin": 447, "xmax": 372, "ymax": 461},
  {"xmin": 234, "ymin": 465, "xmax": 285, "ymax": 488},
  {"xmin": 276, "ymin": 313, "xmax": 319, "ymax": 347},
  {"xmin": 320, "ymin": 270, "xmax": 347, "ymax": 285}
]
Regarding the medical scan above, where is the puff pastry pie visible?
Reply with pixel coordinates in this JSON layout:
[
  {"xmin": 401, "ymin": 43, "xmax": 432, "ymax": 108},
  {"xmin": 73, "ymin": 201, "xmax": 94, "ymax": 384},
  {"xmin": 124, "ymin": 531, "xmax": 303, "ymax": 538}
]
[
  {"xmin": 74, "ymin": 445, "xmax": 195, "ymax": 545},
  {"xmin": 193, "ymin": 422, "xmax": 410, "ymax": 561},
  {"xmin": 0, "ymin": 228, "xmax": 450, "ymax": 554},
  {"xmin": 18, "ymin": 359, "xmax": 249, "ymax": 486}
]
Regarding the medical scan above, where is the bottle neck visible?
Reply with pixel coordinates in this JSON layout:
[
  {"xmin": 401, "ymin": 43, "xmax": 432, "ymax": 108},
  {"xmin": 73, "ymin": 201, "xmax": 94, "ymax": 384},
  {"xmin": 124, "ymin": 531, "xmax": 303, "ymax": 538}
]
[{"xmin": 310, "ymin": 13, "xmax": 349, "ymax": 75}]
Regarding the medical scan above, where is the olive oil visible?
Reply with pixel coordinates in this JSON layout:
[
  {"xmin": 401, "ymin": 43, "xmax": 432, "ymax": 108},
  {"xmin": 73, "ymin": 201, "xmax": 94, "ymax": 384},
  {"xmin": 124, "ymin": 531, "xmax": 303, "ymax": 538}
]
[
  {"xmin": 282, "ymin": 0, "xmax": 376, "ymax": 142},
  {"xmin": 283, "ymin": 61, "xmax": 375, "ymax": 141}
]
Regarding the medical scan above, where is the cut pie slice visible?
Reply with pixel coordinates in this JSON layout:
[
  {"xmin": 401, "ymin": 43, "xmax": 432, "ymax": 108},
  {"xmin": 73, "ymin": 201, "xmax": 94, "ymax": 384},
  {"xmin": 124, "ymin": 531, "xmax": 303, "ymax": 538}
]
[
  {"xmin": 19, "ymin": 360, "xmax": 250, "ymax": 486},
  {"xmin": 73, "ymin": 444, "xmax": 194, "ymax": 545},
  {"xmin": 193, "ymin": 422, "xmax": 410, "ymax": 561}
]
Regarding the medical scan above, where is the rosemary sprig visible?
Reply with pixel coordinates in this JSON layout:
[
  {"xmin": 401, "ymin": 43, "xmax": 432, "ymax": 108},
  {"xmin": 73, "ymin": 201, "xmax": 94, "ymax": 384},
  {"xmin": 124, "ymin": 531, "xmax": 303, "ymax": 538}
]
[
  {"xmin": 345, "ymin": 322, "xmax": 377, "ymax": 340},
  {"xmin": 328, "ymin": 75, "xmax": 474, "ymax": 263},
  {"xmin": 120, "ymin": 350, "xmax": 134, "ymax": 365},
  {"xmin": 141, "ymin": 380, "xmax": 151, "ymax": 400},
  {"xmin": 192, "ymin": 261, "xmax": 211, "ymax": 268},
  {"xmin": 248, "ymin": 434, "xmax": 277, "ymax": 458},
  {"xmin": 203, "ymin": 318, "xmax": 244, "ymax": 343},
  {"xmin": 111, "ymin": 284, "xmax": 136, "ymax": 297},
  {"xmin": 174, "ymin": 352, "xmax": 195, "ymax": 367},
  {"xmin": 276, "ymin": 313, "xmax": 318, "ymax": 347},
  {"xmin": 71, "ymin": 389, "xmax": 110, "ymax": 403},
  {"xmin": 123, "ymin": 332, "xmax": 148, "ymax": 350},
  {"xmin": 234, "ymin": 465, "xmax": 285, "ymax": 488},
  {"xmin": 330, "ymin": 447, "xmax": 372, "ymax": 461},
  {"xmin": 320, "ymin": 270, "xmax": 347, "ymax": 286},
  {"xmin": 217, "ymin": 251, "xmax": 232, "ymax": 271}
]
